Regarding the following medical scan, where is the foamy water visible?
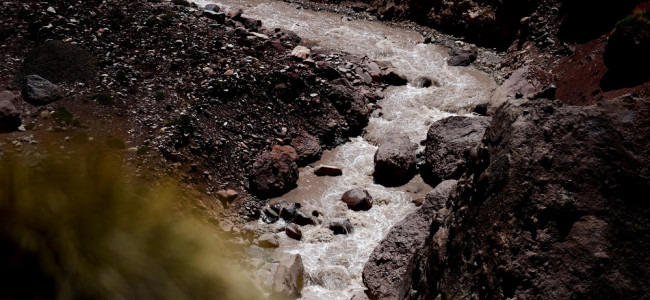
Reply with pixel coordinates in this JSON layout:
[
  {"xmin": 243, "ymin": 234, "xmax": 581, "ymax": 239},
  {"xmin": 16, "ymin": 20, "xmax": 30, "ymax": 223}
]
[{"xmin": 193, "ymin": 1, "xmax": 496, "ymax": 298}]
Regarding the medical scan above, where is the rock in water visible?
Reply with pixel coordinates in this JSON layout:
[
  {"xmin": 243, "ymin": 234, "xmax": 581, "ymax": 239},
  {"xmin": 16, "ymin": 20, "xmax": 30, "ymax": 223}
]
[
  {"xmin": 22, "ymin": 75, "xmax": 63, "ymax": 105},
  {"xmin": 381, "ymin": 68, "xmax": 408, "ymax": 85},
  {"xmin": 374, "ymin": 135, "xmax": 417, "ymax": 186},
  {"xmin": 273, "ymin": 254, "xmax": 304, "ymax": 297},
  {"xmin": 314, "ymin": 165, "xmax": 343, "ymax": 176},
  {"xmin": 249, "ymin": 145, "xmax": 299, "ymax": 198},
  {"xmin": 328, "ymin": 218, "xmax": 353, "ymax": 235},
  {"xmin": 420, "ymin": 116, "xmax": 490, "ymax": 186},
  {"xmin": 341, "ymin": 188, "xmax": 373, "ymax": 211},
  {"xmin": 363, "ymin": 180, "xmax": 456, "ymax": 300}
]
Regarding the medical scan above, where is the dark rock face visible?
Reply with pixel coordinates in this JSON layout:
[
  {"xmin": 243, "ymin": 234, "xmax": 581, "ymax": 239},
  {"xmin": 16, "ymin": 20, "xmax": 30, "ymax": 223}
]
[
  {"xmin": 326, "ymin": 85, "xmax": 370, "ymax": 136},
  {"xmin": 22, "ymin": 75, "xmax": 63, "ymax": 106},
  {"xmin": 373, "ymin": 135, "xmax": 418, "ymax": 186},
  {"xmin": 341, "ymin": 188, "xmax": 373, "ymax": 211},
  {"xmin": 362, "ymin": 180, "xmax": 457, "ymax": 300},
  {"xmin": 420, "ymin": 116, "xmax": 490, "ymax": 186},
  {"xmin": 249, "ymin": 145, "xmax": 299, "ymax": 198},
  {"xmin": 314, "ymin": 165, "xmax": 343, "ymax": 176},
  {"xmin": 381, "ymin": 68, "xmax": 408, "ymax": 86},
  {"xmin": 602, "ymin": 9, "xmax": 650, "ymax": 89},
  {"xmin": 424, "ymin": 96, "xmax": 650, "ymax": 299}
]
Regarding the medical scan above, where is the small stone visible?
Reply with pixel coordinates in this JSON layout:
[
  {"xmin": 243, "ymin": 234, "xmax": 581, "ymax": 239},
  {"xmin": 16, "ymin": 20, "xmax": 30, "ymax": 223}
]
[
  {"xmin": 292, "ymin": 210, "xmax": 314, "ymax": 226},
  {"xmin": 216, "ymin": 189, "xmax": 238, "ymax": 206},
  {"xmin": 314, "ymin": 165, "xmax": 343, "ymax": 176},
  {"xmin": 224, "ymin": 69, "xmax": 234, "ymax": 76},
  {"xmin": 46, "ymin": 6, "xmax": 56, "ymax": 14}
]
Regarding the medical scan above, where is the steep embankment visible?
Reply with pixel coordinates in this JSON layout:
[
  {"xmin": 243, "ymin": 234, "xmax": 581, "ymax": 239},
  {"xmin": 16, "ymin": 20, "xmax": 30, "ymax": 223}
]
[{"xmin": 0, "ymin": 0, "xmax": 386, "ymax": 224}]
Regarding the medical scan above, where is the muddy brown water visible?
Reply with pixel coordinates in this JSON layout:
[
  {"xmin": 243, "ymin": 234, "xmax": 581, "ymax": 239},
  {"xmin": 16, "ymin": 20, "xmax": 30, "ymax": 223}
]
[{"xmin": 195, "ymin": 0, "xmax": 496, "ymax": 298}]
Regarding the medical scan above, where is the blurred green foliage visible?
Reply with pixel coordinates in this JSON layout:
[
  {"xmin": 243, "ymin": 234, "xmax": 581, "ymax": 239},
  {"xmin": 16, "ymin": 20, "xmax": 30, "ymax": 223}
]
[{"xmin": 0, "ymin": 151, "xmax": 264, "ymax": 299}]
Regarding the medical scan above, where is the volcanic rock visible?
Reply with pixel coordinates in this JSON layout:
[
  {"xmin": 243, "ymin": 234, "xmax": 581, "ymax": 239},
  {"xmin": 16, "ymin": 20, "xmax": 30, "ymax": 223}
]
[
  {"xmin": 285, "ymin": 224, "xmax": 302, "ymax": 240},
  {"xmin": 314, "ymin": 165, "xmax": 343, "ymax": 176},
  {"xmin": 328, "ymin": 218, "xmax": 353, "ymax": 235},
  {"xmin": 0, "ymin": 99, "xmax": 21, "ymax": 133},
  {"xmin": 381, "ymin": 68, "xmax": 408, "ymax": 85},
  {"xmin": 447, "ymin": 45, "xmax": 477, "ymax": 66},
  {"xmin": 291, "ymin": 131, "xmax": 322, "ymax": 165}
]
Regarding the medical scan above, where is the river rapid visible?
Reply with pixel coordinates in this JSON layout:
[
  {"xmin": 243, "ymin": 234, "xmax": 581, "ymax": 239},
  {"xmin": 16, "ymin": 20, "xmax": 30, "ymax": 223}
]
[{"xmin": 194, "ymin": 0, "xmax": 496, "ymax": 298}]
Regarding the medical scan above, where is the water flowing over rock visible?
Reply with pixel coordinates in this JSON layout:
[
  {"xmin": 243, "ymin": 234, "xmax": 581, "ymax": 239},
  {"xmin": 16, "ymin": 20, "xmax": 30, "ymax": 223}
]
[
  {"xmin": 249, "ymin": 145, "xmax": 299, "ymax": 198},
  {"xmin": 420, "ymin": 116, "xmax": 491, "ymax": 186},
  {"xmin": 373, "ymin": 135, "xmax": 417, "ymax": 187},
  {"xmin": 22, "ymin": 75, "xmax": 63, "ymax": 106},
  {"xmin": 341, "ymin": 188, "xmax": 373, "ymax": 211},
  {"xmin": 363, "ymin": 180, "xmax": 456, "ymax": 300},
  {"xmin": 273, "ymin": 254, "xmax": 304, "ymax": 297},
  {"xmin": 407, "ymin": 95, "xmax": 650, "ymax": 299}
]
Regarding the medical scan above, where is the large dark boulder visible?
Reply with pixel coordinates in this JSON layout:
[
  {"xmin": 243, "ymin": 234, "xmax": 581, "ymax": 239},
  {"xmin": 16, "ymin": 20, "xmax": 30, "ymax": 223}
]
[
  {"xmin": 249, "ymin": 145, "xmax": 299, "ymax": 198},
  {"xmin": 602, "ymin": 8, "xmax": 650, "ymax": 89},
  {"xmin": 362, "ymin": 180, "xmax": 457, "ymax": 300},
  {"xmin": 373, "ymin": 135, "xmax": 418, "ymax": 186},
  {"xmin": 422, "ymin": 96, "xmax": 650, "ymax": 299},
  {"xmin": 291, "ymin": 131, "xmax": 322, "ymax": 165},
  {"xmin": 420, "ymin": 116, "xmax": 491, "ymax": 186},
  {"xmin": 326, "ymin": 85, "xmax": 370, "ymax": 136}
]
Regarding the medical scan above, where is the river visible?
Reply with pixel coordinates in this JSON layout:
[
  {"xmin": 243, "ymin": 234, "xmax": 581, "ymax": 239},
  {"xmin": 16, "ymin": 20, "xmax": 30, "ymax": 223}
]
[{"xmin": 194, "ymin": 0, "xmax": 496, "ymax": 298}]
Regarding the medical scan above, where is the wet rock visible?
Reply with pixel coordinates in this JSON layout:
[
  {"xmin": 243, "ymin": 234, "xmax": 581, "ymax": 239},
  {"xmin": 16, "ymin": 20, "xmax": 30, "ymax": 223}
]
[
  {"xmin": 381, "ymin": 68, "xmax": 407, "ymax": 85},
  {"xmin": 412, "ymin": 76, "xmax": 437, "ymax": 88},
  {"xmin": 292, "ymin": 210, "xmax": 314, "ymax": 226},
  {"xmin": 291, "ymin": 131, "xmax": 322, "ymax": 165},
  {"xmin": 291, "ymin": 45, "xmax": 310, "ymax": 60},
  {"xmin": 328, "ymin": 218, "xmax": 353, "ymax": 235},
  {"xmin": 216, "ymin": 189, "xmax": 238, "ymax": 207},
  {"xmin": 314, "ymin": 165, "xmax": 343, "ymax": 176},
  {"xmin": 280, "ymin": 203, "xmax": 298, "ymax": 221},
  {"xmin": 0, "ymin": 99, "xmax": 21, "ymax": 132},
  {"xmin": 374, "ymin": 135, "xmax": 418, "ymax": 186},
  {"xmin": 363, "ymin": 180, "xmax": 456, "ymax": 300},
  {"xmin": 285, "ymin": 223, "xmax": 302, "ymax": 240},
  {"xmin": 262, "ymin": 206, "xmax": 280, "ymax": 224},
  {"xmin": 364, "ymin": 62, "xmax": 382, "ymax": 82},
  {"xmin": 447, "ymin": 46, "xmax": 477, "ymax": 66},
  {"xmin": 249, "ymin": 145, "xmax": 299, "ymax": 198},
  {"xmin": 273, "ymin": 254, "xmax": 304, "ymax": 297},
  {"xmin": 203, "ymin": 4, "xmax": 220, "ymax": 12},
  {"xmin": 421, "ymin": 116, "xmax": 491, "ymax": 186},
  {"xmin": 341, "ymin": 188, "xmax": 373, "ymax": 211},
  {"xmin": 22, "ymin": 75, "xmax": 63, "ymax": 105},
  {"xmin": 258, "ymin": 233, "xmax": 279, "ymax": 248}
]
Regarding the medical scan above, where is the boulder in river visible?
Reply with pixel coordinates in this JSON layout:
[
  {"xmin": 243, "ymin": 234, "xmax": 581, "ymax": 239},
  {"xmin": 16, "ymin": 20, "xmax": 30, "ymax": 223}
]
[
  {"xmin": 285, "ymin": 223, "xmax": 302, "ymax": 240},
  {"xmin": 373, "ymin": 135, "xmax": 417, "ymax": 186},
  {"xmin": 314, "ymin": 165, "xmax": 343, "ymax": 176},
  {"xmin": 249, "ymin": 145, "xmax": 299, "ymax": 198},
  {"xmin": 420, "ymin": 116, "xmax": 490, "ymax": 186},
  {"xmin": 341, "ymin": 188, "xmax": 373, "ymax": 211},
  {"xmin": 447, "ymin": 45, "xmax": 477, "ymax": 66},
  {"xmin": 381, "ymin": 68, "xmax": 408, "ymax": 85},
  {"xmin": 328, "ymin": 218, "xmax": 353, "ymax": 235},
  {"xmin": 273, "ymin": 254, "xmax": 304, "ymax": 297}
]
